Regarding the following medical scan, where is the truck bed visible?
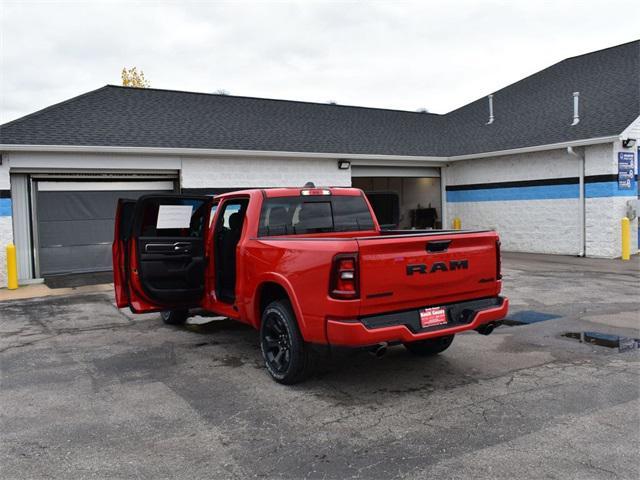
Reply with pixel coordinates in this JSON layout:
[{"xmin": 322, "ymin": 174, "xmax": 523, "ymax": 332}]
[{"xmin": 257, "ymin": 228, "xmax": 501, "ymax": 318}]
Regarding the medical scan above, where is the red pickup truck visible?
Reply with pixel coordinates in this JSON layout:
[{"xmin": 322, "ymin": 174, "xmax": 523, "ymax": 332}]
[{"xmin": 113, "ymin": 185, "xmax": 508, "ymax": 384}]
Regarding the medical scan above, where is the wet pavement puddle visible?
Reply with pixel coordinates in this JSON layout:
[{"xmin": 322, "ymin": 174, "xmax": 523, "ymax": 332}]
[{"xmin": 562, "ymin": 331, "xmax": 640, "ymax": 352}]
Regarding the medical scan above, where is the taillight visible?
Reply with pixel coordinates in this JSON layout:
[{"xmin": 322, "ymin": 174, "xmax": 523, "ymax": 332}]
[
  {"xmin": 330, "ymin": 253, "xmax": 359, "ymax": 299},
  {"xmin": 496, "ymin": 239, "xmax": 502, "ymax": 280}
]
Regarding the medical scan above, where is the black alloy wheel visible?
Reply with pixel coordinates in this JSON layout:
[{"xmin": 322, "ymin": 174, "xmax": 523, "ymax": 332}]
[
  {"xmin": 262, "ymin": 311, "xmax": 292, "ymax": 375},
  {"xmin": 260, "ymin": 300, "xmax": 314, "ymax": 384},
  {"xmin": 161, "ymin": 309, "xmax": 188, "ymax": 325}
]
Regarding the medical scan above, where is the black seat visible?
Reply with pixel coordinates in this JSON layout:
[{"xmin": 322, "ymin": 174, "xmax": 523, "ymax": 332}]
[{"xmin": 219, "ymin": 212, "xmax": 244, "ymax": 301}]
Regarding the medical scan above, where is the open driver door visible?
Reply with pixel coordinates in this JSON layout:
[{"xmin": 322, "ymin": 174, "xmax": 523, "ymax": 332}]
[{"xmin": 113, "ymin": 194, "xmax": 214, "ymax": 313}]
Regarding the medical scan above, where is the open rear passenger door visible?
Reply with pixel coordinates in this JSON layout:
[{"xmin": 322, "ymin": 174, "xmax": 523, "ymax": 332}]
[
  {"xmin": 113, "ymin": 198, "xmax": 136, "ymax": 308},
  {"xmin": 114, "ymin": 194, "xmax": 213, "ymax": 313}
]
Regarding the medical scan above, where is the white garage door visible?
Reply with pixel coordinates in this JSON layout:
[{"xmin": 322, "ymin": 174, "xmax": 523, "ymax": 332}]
[{"xmin": 35, "ymin": 180, "xmax": 175, "ymax": 276}]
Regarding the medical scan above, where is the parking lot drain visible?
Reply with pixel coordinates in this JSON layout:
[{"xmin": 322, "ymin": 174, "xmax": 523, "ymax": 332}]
[
  {"xmin": 503, "ymin": 310, "xmax": 561, "ymax": 326},
  {"xmin": 562, "ymin": 331, "xmax": 640, "ymax": 352}
]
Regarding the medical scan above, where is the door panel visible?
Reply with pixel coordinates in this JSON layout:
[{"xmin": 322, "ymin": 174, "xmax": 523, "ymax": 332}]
[
  {"xmin": 136, "ymin": 236, "xmax": 206, "ymax": 303},
  {"xmin": 125, "ymin": 194, "xmax": 213, "ymax": 312},
  {"xmin": 113, "ymin": 199, "xmax": 136, "ymax": 308}
]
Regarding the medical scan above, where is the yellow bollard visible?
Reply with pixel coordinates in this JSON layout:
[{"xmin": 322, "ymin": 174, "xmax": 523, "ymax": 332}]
[
  {"xmin": 6, "ymin": 243, "xmax": 18, "ymax": 290},
  {"xmin": 453, "ymin": 217, "xmax": 461, "ymax": 230},
  {"xmin": 621, "ymin": 217, "xmax": 630, "ymax": 261}
]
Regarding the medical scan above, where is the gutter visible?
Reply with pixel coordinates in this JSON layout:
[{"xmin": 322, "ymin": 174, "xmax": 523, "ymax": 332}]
[
  {"xmin": 0, "ymin": 144, "xmax": 443, "ymax": 162},
  {"xmin": 0, "ymin": 135, "xmax": 620, "ymax": 163},
  {"xmin": 446, "ymin": 136, "xmax": 619, "ymax": 161}
]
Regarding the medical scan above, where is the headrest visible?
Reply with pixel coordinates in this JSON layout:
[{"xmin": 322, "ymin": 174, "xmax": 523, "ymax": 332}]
[
  {"xmin": 268, "ymin": 206, "xmax": 289, "ymax": 226},
  {"xmin": 229, "ymin": 212, "xmax": 243, "ymax": 230}
]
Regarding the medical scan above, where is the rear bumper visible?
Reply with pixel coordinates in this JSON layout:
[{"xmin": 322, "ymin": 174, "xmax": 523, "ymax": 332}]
[{"xmin": 326, "ymin": 296, "xmax": 509, "ymax": 347}]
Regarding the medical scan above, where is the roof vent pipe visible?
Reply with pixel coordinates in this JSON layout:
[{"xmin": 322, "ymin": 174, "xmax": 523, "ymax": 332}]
[
  {"xmin": 486, "ymin": 94, "xmax": 494, "ymax": 125},
  {"xmin": 571, "ymin": 92, "xmax": 580, "ymax": 126}
]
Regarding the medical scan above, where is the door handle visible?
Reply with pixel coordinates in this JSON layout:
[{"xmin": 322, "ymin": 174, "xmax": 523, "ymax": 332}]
[
  {"xmin": 145, "ymin": 242, "xmax": 191, "ymax": 253},
  {"xmin": 426, "ymin": 240, "xmax": 451, "ymax": 253},
  {"xmin": 173, "ymin": 242, "xmax": 191, "ymax": 253}
]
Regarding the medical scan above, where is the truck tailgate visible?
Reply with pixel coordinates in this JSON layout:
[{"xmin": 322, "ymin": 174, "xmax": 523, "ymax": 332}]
[{"xmin": 357, "ymin": 231, "xmax": 501, "ymax": 316}]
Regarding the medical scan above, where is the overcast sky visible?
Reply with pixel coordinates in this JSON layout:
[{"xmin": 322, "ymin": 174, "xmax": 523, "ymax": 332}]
[{"xmin": 1, "ymin": 0, "xmax": 638, "ymax": 124}]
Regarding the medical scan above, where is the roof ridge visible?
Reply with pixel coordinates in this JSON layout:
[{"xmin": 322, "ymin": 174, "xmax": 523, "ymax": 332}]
[
  {"xmin": 0, "ymin": 86, "xmax": 110, "ymax": 130},
  {"xmin": 104, "ymin": 84, "xmax": 443, "ymax": 117},
  {"xmin": 445, "ymin": 39, "xmax": 640, "ymax": 116},
  {"xmin": 563, "ymin": 38, "xmax": 640, "ymax": 62}
]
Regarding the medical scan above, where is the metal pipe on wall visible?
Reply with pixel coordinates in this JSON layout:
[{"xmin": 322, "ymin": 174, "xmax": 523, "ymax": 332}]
[
  {"xmin": 567, "ymin": 147, "xmax": 585, "ymax": 256},
  {"xmin": 440, "ymin": 166, "xmax": 448, "ymax": 230}
]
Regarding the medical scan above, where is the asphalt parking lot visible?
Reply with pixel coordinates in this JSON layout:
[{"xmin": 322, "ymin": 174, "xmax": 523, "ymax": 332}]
[{"xmin": 1, "ymin": 253, "xmax": 639, "ymax": 479}]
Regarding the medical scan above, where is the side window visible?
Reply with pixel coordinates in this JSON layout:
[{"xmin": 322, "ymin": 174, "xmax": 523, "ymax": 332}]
[
  {"xmin": 215, "ymin": 198, "xmax": 249, "ymax": 233},
  {"xmin": 138, "ymin": 197, "xmax": 209, "ymax": 237},
  {"xmin": 222, "ymin": 204, "xmax": 241, "ymax": 228}
]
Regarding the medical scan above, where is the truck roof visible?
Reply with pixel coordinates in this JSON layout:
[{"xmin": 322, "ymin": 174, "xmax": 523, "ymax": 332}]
[{"xmin": 214, "ymin": 186, "xmax": 364, "ymax": 199}]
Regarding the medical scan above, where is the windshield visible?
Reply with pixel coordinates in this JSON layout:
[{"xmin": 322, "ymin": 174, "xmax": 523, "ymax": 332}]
[{"xmin": 258, "ymin": 195, "xmax": 375, "ymax": 236}]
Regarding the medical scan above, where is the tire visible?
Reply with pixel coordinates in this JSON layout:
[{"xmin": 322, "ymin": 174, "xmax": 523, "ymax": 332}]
[
  {"xmin": 161, "ymin": 309, "xmax": 189, "ymax": 325},
  {"xmin": 404, "ymin": 335, "xmax": 454, "ymax": 356},
  {"xmin": 260, "ymin": 300, "xmax": 314, "ymax": 384}
]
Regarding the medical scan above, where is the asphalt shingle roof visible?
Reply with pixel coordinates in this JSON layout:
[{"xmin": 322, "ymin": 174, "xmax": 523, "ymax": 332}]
[{"xmin": 1, "ymin": 40, "xmax": 638, "ymax": 157}]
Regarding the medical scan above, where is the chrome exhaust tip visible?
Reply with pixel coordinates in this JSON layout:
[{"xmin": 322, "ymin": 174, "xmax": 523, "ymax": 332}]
[
  {"xmin": 369, "ymin": 342, "xmax": 388, "ymax": 358},
  {"xmin": 476, "ymin": 322, "xmax": 500, "ymax": 336}
]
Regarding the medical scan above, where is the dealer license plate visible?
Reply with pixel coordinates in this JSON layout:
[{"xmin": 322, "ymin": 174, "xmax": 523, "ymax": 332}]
[{"xmin": 419, "ymin": 307, "xmax": 448, "ymax": 328}]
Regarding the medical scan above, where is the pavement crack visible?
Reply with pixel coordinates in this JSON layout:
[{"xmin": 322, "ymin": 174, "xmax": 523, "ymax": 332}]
[
  {"xmin": 584, "ymin": 460, "xmax": 621, "ymax": 478},
  {"xmin": 0, "ymin": 334, "xmax": 57, "ymax": 353}
]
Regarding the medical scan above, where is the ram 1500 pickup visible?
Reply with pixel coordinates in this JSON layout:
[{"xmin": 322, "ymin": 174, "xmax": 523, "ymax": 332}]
[{"xmin": 113, "ymin": 185, "xmax": 508, "ymax": 384}]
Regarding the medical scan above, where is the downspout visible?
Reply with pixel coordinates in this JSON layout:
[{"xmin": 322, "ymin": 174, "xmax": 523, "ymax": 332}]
[{"xmin": 567, "ymin": 147, "xmax": 585, "ymax": 256}]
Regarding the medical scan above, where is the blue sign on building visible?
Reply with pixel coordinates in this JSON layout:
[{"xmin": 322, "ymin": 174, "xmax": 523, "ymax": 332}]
[{"xmin": 618, "ymin": 152, "xmax": 635, "ymax": 190}]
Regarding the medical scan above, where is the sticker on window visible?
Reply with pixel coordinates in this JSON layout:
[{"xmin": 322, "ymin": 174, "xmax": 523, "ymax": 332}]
[{"xmin": 156, "ymin": 205, "xmax": 193, "ymax": 229}]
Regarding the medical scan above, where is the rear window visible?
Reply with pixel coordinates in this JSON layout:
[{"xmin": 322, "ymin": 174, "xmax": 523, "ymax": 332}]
[{"xmin": 259, "ymin": 195, "xmax": 375, "ymax": 236}]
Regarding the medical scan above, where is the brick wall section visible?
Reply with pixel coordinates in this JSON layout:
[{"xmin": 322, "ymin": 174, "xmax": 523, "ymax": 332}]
[
  {"xmin": 450, "ymin": 198, "xmax": 580, "ymax": 254},
  {"xmin": 584, "ymin": 143, "xmax": 614, "ymax": 176},
  {"xmin": 0, "ymin": 161, "xmax": 10, "ymax": 287},
  {"xmin": 446, "ymin": 148, "xmax": 583, "ymax": 255},
  {"xmin": 445, "ymin": 143, "xmax": 639, "ymax": 258},
  {"xmin": 586, "ymin": 196, "xmax": 638, "ymax": 257},
  {"xmin": 585, "ymin": 140, "xmax": 638, "ymax": 257},
  {"xmin": 181, "ymin": 157, "xmax": 351, "ymax": 188},
  {"xmin": 447, "ymin": 148, "xmax": 580, "ymax": 184},
  {"xmin": 0, "ymin": 216, "xmax": 12, "ymax": 288},
  {"xmin": 0, "ymin": 163, "xmax": 8, "ymax": 190}
]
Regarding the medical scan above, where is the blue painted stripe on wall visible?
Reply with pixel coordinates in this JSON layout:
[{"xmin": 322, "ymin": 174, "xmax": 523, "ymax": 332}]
[
  {"xmin": 585, "ymin": 180, "xmax": 638, "ymax": 198},
  {"xmin": 0, "ymin": 198, "xmax": 11, "ymax": 217},
  {"xmin": 447, "ymin": 184, "xmax": 579, "ymax": 202},
  {"xmin": 447, "ymin": 181, "xmax": 637, "ymax": 203}
]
